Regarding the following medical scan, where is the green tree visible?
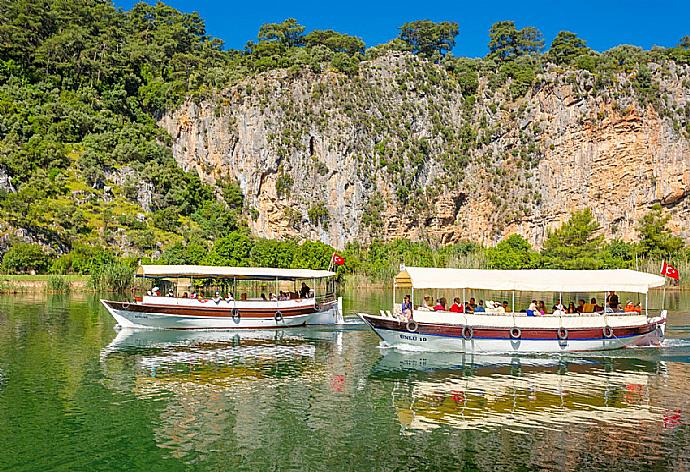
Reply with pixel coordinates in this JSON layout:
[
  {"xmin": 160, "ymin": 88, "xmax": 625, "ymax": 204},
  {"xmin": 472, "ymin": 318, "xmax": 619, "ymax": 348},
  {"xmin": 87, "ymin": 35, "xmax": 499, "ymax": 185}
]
[
  {"xmin": 291, "ymin": 240, "xmax": 334, "ymax": 270},
  {"xmin": 680, "ymin": 35, "xmax": 690, "ymax": 49},
  {"xmin": 2, "ymin": 242, "xmax": 50, "ymax": 274},
  {"xmin": 305, "ymin": 30, "xmax": 364, "ymax": 55},
  {"xmin": 257, "ymin": 18, "xmax": 305, "ymax": 48},
  {"xmin": 399, "ymin": 20, "xmax": 459, "ymax": 59},
  {"xmin": 486, "ymin": 234, "xmax": 539, "ymax": 269},
  {"xmin": 488, "ymin": 21, "xmax": 544, "ymax": 61},
  {"xmin": 205, "ymin": 232, "xmax": 252, "ymax": 266},
  {"xmin": 637, "ymin": 204, "xmax": 684, "ymax": 259},
  {"xmin": 541, "ymin": 208, "xmax": 604, "ymax": 269},
  {"xmin": 250, "ymin": 239, "xmax": 296, "ymax": 268},
  {"xmin": 546, "ymin": 31, "xmax": 590, "ymax": 65}
]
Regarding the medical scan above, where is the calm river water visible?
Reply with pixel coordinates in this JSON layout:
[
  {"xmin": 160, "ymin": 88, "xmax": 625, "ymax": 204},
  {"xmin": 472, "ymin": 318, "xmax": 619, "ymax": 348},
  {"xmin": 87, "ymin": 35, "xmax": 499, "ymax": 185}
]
[{"xmin": 0, "ymin": 290, "xmax": 689, "ymax": 471}]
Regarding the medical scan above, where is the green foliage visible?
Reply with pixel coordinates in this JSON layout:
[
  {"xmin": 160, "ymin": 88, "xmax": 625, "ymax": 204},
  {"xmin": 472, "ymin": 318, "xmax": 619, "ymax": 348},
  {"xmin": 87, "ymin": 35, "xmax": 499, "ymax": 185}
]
[
  {"xmin": 221, "ymin": 181, "xmax": 244, "ymax": 209},
  {"xmin": 50, "ymin": 244, "xmax": 114, "ymax": 274},
  {"xmin": 399, "ymin": 20, "xmax": 459, "ymax": 60},
  {"xmin": 361, "ymin": 192, "xmax": 385, "ymax": 232},
  {"xmin": 158, "ymin": 240, "xmax": 208, "ymax": 265},
  {"xmin": 2, "ymin": 242, "xmax": 50, "ymax": 274},
  {"xmin": 47, "ymin": 275, "xmax": 70, "ymax": 292},
  {"xmin": 89, "ymin": 261, "xmax": 134, "ymax": 293},
  {"xmin": 486, "ymin": 234, "xmax": 539, "ymax": 269},
  {"xmin": 305, "ymin": 30, "xmax": 364, "ymax": 55},
  {"xmin": 546, "ymin": 31, "xmax": 590, "ymax": 65},
  {"xmin": 637, "ymin": 204, "xmax": 684, "ymax": 259},
  {"xmin": 190, "ymin": 200, "xmax": 239, "ymax": 239},
  {"xmin": 250, "ymin": 239, "xmax": 296, "ymax": 268},
  {"xmin": 275, "ymin": 173, "xmax": 294, "ymax": 198},
  {"xmin": 291, "ymin": 240, "xmax": 334, "ymax": 270},
  {"xmin": 205, "ymin": 232, "xmax": 253, "ymax": 266},
  {"xmin": 308, "ymin": 202, "xmax": 330, "ymax": 228},
  {"xmin": 488, "ymin": 21, "xmax": 544, "ymax": 62},
  {"xmin": 257, "ymin": 18, "xmax": 305, "ymax": 48},
  {"xmin": 541, "ymin": 208, "xmax": 604, "ymax": 269}
]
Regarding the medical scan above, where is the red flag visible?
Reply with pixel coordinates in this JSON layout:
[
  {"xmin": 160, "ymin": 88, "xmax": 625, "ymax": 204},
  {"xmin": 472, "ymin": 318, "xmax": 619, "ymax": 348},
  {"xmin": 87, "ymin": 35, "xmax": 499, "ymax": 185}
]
[
  {"xmin": 331, "ymin": 253, "xmax": 345, "ymax": 266},
  {"xmin": 661, "ymin": 260, "xmax": 680, "ymax": 280}
]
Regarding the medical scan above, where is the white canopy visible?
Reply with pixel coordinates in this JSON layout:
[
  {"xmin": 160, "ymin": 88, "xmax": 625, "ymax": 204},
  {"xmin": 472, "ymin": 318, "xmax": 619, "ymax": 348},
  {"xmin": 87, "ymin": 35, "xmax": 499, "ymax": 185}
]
[
  {"xmin": 136, "ymin": 265, "xmax": 336, "ymax": 280},
  {"xmin": 394, "ymin": 267, "xmax": 665, "ymax": 294}
]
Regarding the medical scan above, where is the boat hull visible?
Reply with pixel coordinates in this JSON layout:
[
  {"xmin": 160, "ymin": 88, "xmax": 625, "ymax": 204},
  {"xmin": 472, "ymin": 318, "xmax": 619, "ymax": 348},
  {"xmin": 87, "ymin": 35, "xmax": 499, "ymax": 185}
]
[
  {"xmin": 359, "ymin": 313, "xmax": 666, "ymax": 354},
  {"xmin": 101, "ymin": 299, "xmax": 335, "ymax": 329}
]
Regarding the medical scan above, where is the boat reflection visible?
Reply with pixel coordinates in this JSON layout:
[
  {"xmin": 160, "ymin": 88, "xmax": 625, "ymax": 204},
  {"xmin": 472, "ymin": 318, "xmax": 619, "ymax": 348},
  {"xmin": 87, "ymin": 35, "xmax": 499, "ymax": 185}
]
[
  {"xmin": 372, "ymin": 350, "xmax": 675, "ymax": 433},
  {"xmin": 100, "ymin": 327, "xmax": 345, "ymax": 394}
]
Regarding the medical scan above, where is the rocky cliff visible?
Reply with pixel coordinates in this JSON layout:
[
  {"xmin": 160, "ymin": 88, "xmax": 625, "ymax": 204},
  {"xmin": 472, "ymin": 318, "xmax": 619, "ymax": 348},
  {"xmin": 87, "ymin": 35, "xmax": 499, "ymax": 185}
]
[{"xmin": 160, "ymin": 52, "xmax": 690, "ymax": 249}]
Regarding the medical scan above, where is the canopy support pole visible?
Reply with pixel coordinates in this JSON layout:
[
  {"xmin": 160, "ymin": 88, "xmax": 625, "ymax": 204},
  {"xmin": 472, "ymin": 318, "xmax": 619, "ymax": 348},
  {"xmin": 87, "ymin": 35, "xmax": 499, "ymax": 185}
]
[
  {"xmin": 393, "ymin": 283, "xmax": 397, "ymax": 314},
  {"xmin": 275, "ymin": 277, "xmax": 279, "ymax": 304},
  {"xmin": 462, "ymin": 288, "xmax": 466, "ymax": 313},
  {"xmin": 645, "ymin": 292, "xmax": 649, "ymax": 318},
  {"xmin": 512, "ymin": 291, "xmax": 515, "ymax": 313},
  {"xmin": 411, "ymin": 288, "xmax": 415, "ymax": 317}
]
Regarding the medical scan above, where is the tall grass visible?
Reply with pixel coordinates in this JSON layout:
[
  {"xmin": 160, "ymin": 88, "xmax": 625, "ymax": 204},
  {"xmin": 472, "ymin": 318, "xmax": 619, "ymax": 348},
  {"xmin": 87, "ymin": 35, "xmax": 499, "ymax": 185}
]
[
  {"xmin": 89, "ymin": 262, "xmax": 134, "ymax": 293},
  {"xmin": 47, "ymin": 275, "xmax": 70, "ymax": 293}
]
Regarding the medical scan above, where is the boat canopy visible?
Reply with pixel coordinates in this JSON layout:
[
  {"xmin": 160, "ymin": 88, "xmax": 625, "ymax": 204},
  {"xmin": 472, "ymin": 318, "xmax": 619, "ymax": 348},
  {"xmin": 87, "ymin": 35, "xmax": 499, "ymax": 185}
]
[
  {"xmin": 135, "ymin": 265, "xmax": 336, "ymax": 281},
  {"xmin": 394, "ymin": 267, "xmax": 665, "ymax": 294}
]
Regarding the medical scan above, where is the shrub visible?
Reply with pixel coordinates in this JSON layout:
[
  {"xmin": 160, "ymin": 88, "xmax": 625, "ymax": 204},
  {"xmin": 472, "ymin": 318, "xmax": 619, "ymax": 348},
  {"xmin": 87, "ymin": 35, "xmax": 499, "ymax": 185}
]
[
  {"xmin": 89, "ymin": 261, "xmax": 134, "ymax": 293},
  {"xmin": 2, "ymin": 242, "xmax": 50, "ymax": 274},
  {"xmin": 48, "ymin": 275, "xmax": 71, "ymax": 293}
]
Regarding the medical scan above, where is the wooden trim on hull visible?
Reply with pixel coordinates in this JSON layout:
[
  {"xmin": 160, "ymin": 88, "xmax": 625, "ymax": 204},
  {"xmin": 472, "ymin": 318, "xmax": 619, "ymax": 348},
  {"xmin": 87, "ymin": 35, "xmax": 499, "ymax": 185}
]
[
  {"xmin": 361, "ymin": 314, "xmax": 659, "ymax": 341},
  {"xmin": 103, "ymin": 300, "xmax": 322, "ymax": 319}
]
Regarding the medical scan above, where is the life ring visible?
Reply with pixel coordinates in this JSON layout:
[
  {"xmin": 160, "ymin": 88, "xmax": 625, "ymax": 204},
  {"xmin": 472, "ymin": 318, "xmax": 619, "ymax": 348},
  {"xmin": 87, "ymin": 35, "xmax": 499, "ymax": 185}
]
[
  {"xmin": 462, "ymin": 326, "xmax": 474, "ymax": 340},
  {"xmin": 510, "ymin": 327, "xmax": 522, "ymax": 339},
  {"xmin": 232, "ymin": 309, "xmax": 241, "ymax": 324},
  {"xmin": 274, "ymin": 311, "xmax": 283, "ymax": 322},
  {"xmin": 557, "ymin": 327, "xmax": 568, "ymax": 340},
  {"xmin": 603, "ymin": 326, "xmax": 614, "ymax": 338},
  {"xmin": 406, "ymin": 320, "xmax": 418, "ymax": 332},
  {"xmin": 121, "ymin": 301, "xmax": 130, "ymax": 310}
]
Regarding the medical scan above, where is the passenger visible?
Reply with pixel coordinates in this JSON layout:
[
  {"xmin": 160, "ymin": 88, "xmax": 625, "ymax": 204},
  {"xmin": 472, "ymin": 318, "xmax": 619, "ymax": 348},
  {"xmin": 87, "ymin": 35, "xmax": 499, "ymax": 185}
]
[
  {"xmin": 212, "ymin": 290, "xmax": 222, "ymax": 304},
  {"xmin": 624, "ymin": 300, "xmax": 636, "ymax": 313},
  {"xmin": 634, "ymin": 302, "xmax": 642, "ymax": 313},
  {"xmin": 300, "ymin": 282, "xmax": 311, "ymax": 298},
  {"xmin": 468, "ymin": 297, "xmax": 476, "ymax": 312},
  {"xmin": 567, "ymin": 302, "xmax": 576, "ymax": 314},
  {"xmin": 576, "ymin": 299, "xmax": 586, "ymax": 313},
  {"xmin": 526, "ymin": 300, "xmax": 538, "ymax": 316},
  {"xmin": 421, "ymin": 296, "xmax": 433, "ymax": 310},
  {"xmin": 190, "ymin": 290, "xmax": 198, "ymax": 299},
  {"xmin": 449, "ymin": 297, "xmax": 463, "ymax": 313},
  {"xmin": 591, "ymin": 297, "xmax": 603, "ymax": 312},
  {"xmin": 225, "ymin": 292, "xmax": 235, "ymax": 302},
  {"xmin": 198, "ymin": 291, "xmax": 205, "ymax": 300},
  {"xmin": 182, "ymin": 292, "xmax": 189, "ymax": 299},
  {"xmin": 474, "ymin": 300, "xmax": 486, "ymax": 313},
  {"xmin": 269, "ymin": 292, "xmax": 277, "ymax": 301},
  {"xmin": 502, "ymin": 301, "xmax": 512, "ymax": 313},
  {"xmin": 152, "ymin": 286, "xmax": 160, "ymax": 296},
  {"xmin": 607, "ymin": 291, "xmax": 619, "ymax": 311},
  {"xmin": 433, "ymin": 298, "xmax": 446, "ymax": 311},
  {"xmin": 401, "ymin": 295, "xmax": 413, "ymax": 317},
  {"xmin": 538, "ymin": 300, "xmax": 546, "ymax": 315},
  {"xmin": 166, "ymin": 289, "xmax": 174, "ymax": 297},
  {"xmin": 261, "ymin": 293, "xmax": 267, "ymax": 301},
  {"xmin": 553, "ymin": 300, "xmax": 565, "ymax": 312}
]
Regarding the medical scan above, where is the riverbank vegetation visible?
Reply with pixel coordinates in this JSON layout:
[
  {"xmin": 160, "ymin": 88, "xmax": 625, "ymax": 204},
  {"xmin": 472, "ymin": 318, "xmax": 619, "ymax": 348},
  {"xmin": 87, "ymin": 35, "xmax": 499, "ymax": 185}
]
[
  {"xmin": 1, "ymin": 1, "xmax": 689, "ymax": 290},
  {"xmin": 2, "ymin": 205, "xmax": 688, "ymax": 291}
]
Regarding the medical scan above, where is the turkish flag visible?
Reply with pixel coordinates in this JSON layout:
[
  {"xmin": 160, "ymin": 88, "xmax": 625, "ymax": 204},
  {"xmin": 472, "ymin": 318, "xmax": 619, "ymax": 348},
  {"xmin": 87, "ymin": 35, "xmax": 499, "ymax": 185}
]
[
  {"xmin": 661, "ymin": 261, "xmax": 680, "ymax": 280},
  {"xmin": 332, "ymin": 253, "xmax": 345, "ymax": 266}
]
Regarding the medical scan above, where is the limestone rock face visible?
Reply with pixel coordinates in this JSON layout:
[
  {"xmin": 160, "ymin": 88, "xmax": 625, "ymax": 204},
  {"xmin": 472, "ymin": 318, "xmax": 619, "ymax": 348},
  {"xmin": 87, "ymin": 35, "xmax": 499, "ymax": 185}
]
[{"xmin": 160, "ymin": 53, "xmax": 690, "ymax": 249}]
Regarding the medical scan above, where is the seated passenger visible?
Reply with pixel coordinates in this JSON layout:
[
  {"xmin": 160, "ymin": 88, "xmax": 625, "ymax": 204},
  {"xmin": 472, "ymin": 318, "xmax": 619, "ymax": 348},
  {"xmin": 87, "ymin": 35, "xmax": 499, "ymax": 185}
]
[
  {"xmin": 261, "ymin": 293, "xmax": 267, "ymax": 301},
  {"xmin": 502, "ymin": 301, "xmax": 512, "ymax": 313},
  {"xmin": 182, "ymin": 292, "xmax": 189, "ymax": 298},
  {"xmin": 449, "ymin": 297, "xmax": 463, "ymax": 313},
  {"xmin": 590, "ymin": 297, "xmax": 603, "ymax": 312},
  {"xmin": 526, "ymin": 300, "xmax": 538, "ymax": 316},
  {"xmin": 433, "ymin": 298, "xmax": 447, "ymax": 311},
  {"xmin": 166, "ymin": 289, "xmax": 174, "ymax": 297},
  {"xmin": 269, "ymin": 292, "xmax": 277, "ymax": 301},
  {"xmin": 190, "ymin": 290, "xmax": 198, "ymax": 299},
  {"xmin": 152, "ymin": 286, "xmax": 160, "ymax": 296},
  {"xmin": 567, "ymin": 302, "xmax": 576, "ymax": 314},
  {"xmin": 538, "ymin": 300, "xmax": 546, "ymax": 315},
  {"xmin": 212, "ymin": 290, "xmax": 222, "ymax": 303},
  {"xmin": 474, "ymin": 300, "xmax": 486, "ymax": 313},
  {"xmin": 576, "ymin": 299, "xmax": 586, "ymax": 313},
  {"xmin": 300, "ymin": 282, "xmax": 311, "ymax": 298},
  {"xmin": 225, "ymin": 292, "xmax": 234, "ymax": 302},
  {"xmin": 421, "ymin": 296, "xmax": 433, "ymax": 310},
  {"xmin": 401, "ymin": 295, "xmax": 413, "ymax": 318}
]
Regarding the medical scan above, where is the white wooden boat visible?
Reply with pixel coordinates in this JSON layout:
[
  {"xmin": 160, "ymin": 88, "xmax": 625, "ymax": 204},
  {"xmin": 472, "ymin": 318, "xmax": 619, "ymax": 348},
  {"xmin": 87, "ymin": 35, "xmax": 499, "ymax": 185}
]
[
  {"xmin": 359, "ymin": 267, "xmax": 667, "ymax": 353},
  {"xmin": 102, "ymin": 265, "xmax": 343, "ymax": 329}
]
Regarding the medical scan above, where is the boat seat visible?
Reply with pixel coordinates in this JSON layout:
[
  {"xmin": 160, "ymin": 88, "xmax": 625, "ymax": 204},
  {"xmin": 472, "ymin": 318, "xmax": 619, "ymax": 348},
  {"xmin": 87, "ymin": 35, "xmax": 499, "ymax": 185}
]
[
  {"xmin": 380, "ymin": 310, "xmax": 387, "ymax": 318},
  {"xmin": 386, "ymin": 310, "xmax": 393, "ymax": 318}
]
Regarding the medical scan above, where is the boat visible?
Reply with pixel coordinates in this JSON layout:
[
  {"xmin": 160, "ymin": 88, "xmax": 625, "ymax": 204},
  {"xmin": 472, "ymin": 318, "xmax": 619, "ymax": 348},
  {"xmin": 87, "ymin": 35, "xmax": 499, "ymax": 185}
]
[
  {"xmin": 358, "ymin": 267, "xmax": 668, "ymax": 353},
  {"xmin": 101, "ymin": 265, "xmax": 343, "ymax": 329}
]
